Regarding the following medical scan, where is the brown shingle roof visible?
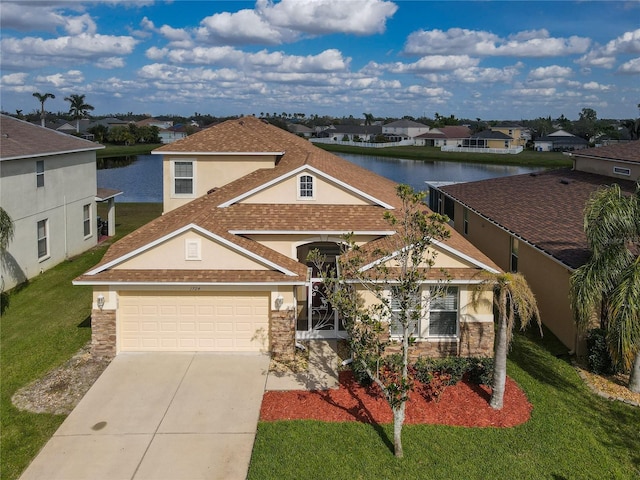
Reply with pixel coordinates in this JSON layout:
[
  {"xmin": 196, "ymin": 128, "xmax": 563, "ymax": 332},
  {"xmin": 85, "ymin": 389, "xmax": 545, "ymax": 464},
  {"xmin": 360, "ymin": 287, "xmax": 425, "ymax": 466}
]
[
  {"xmin": 0, "ymin": 114, "xmax": 103, "ymax": 160},
  {"xmin": 441, "ymin": 169, "xmax": 638, "ymax": 269},
  {"xmin": 84, "ymin": 116, "xmax": 501, "ymax": 284},
  {"xmin": 571, "ymin": 140, "xmax": 640, "ymax": 164}
]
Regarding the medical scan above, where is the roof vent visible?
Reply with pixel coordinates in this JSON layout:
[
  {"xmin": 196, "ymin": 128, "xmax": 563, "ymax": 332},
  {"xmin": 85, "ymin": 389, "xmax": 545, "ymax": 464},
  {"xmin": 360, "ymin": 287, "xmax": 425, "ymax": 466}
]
[{"xmin": 560, "ymin": 178, "xmax": 570, "ymax": 185}]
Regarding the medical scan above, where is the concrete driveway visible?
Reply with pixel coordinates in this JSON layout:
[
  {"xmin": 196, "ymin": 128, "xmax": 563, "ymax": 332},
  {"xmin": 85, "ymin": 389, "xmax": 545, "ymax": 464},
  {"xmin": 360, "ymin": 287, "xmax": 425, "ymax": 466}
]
[{"xmin": 19, "ymin": 353, "xmax": 270, "ymax": 480}]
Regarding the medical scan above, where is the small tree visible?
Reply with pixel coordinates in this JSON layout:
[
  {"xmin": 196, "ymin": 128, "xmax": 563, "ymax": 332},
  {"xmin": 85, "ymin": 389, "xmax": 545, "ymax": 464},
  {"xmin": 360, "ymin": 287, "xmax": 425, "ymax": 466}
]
[
  {"xmin": 310, "ymin": 185, "xmax": 450, "ymax": 458},
  {"xmin": 473, "ymin": 272, "xmax": 541, "ymax": 409}
]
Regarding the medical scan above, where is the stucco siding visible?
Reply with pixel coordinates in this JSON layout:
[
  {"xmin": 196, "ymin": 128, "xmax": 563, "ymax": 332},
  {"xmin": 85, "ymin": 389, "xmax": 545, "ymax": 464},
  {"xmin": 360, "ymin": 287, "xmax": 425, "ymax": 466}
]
[
  {"xmin": 1, "ymin": 152, "xmax": 97, "ymax": 290},
  {"xmin": 573, "ymin": 157, "xmax": 640, "ymax": 181}
]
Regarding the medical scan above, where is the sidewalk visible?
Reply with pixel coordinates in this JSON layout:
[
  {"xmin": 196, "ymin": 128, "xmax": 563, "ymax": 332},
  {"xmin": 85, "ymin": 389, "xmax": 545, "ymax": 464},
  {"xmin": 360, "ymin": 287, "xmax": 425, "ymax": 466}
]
[{"xmin": 266, "ymin": 340, "xmax": 340, "ymax": 391}]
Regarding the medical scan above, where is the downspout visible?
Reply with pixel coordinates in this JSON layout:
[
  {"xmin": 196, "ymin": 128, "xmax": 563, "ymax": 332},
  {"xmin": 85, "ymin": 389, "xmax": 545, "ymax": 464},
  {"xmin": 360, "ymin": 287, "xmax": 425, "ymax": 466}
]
[{"xmin": 63, "ymin": 195, "xmax": 68, "ymax": 259}]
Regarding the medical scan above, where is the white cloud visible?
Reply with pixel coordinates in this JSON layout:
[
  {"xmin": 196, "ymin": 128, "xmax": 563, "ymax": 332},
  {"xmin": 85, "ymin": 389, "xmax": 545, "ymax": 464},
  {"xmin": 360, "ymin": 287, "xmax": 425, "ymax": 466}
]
[
  {"xmin": 618, "ymin": 57, "xmax": 640, "ymax": 74},
  {"xmin": 528, "ymin": 65, "xmax": 573, "ymax": 80},
  {"xmin": 196, "ymin": 9, "xmax": 292, "ymax": 45},
  {"xmin": 35, "ymin": 70, "xmax": 85, "ymax": 88},
  {"xmin": 406, "ymin": 85, "xmax": 451, "ymax": 98},
  {"xmin": 96, "ymin": 57, "xmax": 126, "ymax": 69},
  {"xmin": 454, "ymin": 65, "xmax": 522, "ymax": 84},
  {"xmin": 1, "ymin": 72, "xmax": 28, "ymax": 85},
  {"xmin": 384, "ymin": 55, "xmax": 479, "ymax": 74},
  {"xmin": 404, "ymin": 27, "xmax": 590, "ymax": 58},
  {"xmin": 583, "ymin": 81, "xmax": 610, "ymax": 91},
  {"xmin": 577, "ymin": 29, "xmax": 640, "ymax": 69}
]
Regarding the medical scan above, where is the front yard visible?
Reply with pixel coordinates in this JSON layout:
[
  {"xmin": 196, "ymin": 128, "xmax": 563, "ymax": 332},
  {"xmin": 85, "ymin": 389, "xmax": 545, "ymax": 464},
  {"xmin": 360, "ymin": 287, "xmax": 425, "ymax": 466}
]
[{"xmin": 1, "ymin": 201, "xmax": 639, "ymax": 479}]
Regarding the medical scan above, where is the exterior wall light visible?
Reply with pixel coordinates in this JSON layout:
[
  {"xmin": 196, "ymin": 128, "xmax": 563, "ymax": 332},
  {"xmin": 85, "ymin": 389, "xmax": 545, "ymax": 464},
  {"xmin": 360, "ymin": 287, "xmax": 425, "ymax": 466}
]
[
  {"xmin": 96, "ymin": 294, "xmax": 105, "ymax": 311},
  {"xmin": 275, "ymin": 295, "xmax": 284, "ymax": 310}
]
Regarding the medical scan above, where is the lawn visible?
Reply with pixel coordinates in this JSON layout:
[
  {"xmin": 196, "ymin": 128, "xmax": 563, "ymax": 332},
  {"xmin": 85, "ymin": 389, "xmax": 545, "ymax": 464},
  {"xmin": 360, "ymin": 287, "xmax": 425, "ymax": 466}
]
[
  {"xmin": 0, "ymin": 203, "xmax": 162, "ymax": 480},
  {"xmin": 316, "ymin": 143, "xmax": 572, "ymax": 168},
  {"xmin": 96, "ymin": 143, "xmax": 163, "ymax": 158},
  {"xmin": 248, "ymin": 330, "xmax": 640, "ymax": 480}
]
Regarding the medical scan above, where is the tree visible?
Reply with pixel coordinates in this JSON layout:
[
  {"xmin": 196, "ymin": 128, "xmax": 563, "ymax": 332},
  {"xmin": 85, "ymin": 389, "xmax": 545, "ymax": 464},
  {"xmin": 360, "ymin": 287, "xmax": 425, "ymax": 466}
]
[
  {"xmin": 310, "ymin": 185, "xmax": 451, "ymax": 457},
  {"xmin": 570, "ymin": 182, "xmax": 640, "ymax": 392},
  {"xmin": 0, "ymin": 207, "xmax": 14, "ymax": 253},
  {"xmin": 363, "ymin": 112, "xmax": 374, "ymax": 126},
  {"xmin": 32, "ymin": 92, "xmax": 55, "ymax": 127},
  {"xmin": 64, "ymin": 94, "xmax": 94, "ymax": 132},
  {"xmin": 473, "ymin": 272, "xmax": 541, "ymax": 409}
]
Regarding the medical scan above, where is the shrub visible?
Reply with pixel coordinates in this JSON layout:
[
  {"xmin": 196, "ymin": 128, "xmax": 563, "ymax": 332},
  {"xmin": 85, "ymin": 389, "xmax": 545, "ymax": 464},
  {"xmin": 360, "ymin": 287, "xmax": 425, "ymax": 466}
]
[
  {"xmin": 586, "ymin": 328, "xmax": 617, "ymax": 375},
  {"xmin": 414, "ymin": 357, "xmax": 469, "ymax": 386},
  {"xmin": 466, "ymin": 357, "xmax": 494, "ymax": 385}
]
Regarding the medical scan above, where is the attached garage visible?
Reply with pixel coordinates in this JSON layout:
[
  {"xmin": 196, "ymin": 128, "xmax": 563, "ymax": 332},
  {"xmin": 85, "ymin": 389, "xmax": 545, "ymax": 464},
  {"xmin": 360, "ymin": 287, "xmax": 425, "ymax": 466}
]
[{"xmin": 118, "ymin": 291, "xmax": 269, "ymax": 352}]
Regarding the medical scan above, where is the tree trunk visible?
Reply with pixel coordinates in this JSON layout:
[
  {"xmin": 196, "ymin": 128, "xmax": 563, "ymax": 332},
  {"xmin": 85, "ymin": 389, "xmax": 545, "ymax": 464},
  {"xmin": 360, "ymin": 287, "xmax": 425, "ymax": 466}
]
[
  {"xmin": 392, "ymin": 402, "xmax": 406, "ymax": 458},
  {"xmin": 490, "ymin": 290, "xmax": 508, "ymax": 410},
  {"xmin": 629, "ymin": 351, "xmax": 640, "ymax": 393}
]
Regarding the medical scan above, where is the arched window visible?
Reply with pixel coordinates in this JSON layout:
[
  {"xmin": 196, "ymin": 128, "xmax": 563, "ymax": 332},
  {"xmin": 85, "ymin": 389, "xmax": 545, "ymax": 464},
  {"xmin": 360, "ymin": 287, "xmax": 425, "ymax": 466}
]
[{"xmin": 299, "ymin": 174, "xmax": 314, "ymax": 199}]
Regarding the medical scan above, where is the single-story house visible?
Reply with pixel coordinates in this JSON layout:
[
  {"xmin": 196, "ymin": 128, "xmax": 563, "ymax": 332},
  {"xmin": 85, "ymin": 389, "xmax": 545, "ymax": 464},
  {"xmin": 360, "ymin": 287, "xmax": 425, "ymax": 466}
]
[
  {"xmin": 75, "ymin": 116, "xmax": 500, "ymax": 360},
  {"xmin": 534, "ymin": 130, "xmax": 588, "ymax": 152},
  {"xmin": 0, "ymin": 115, "xmax": 105, "ymax": 291},
  {"xmin": 415, "ymin": 126, "xmax": 471, "ymax": 147},
  {"xmin": 316, "ymin": 124, "xmax": 382, "ymax": 142},
  {"xmin": 431, "ymin": 140, "xmax": 640, "ymax": 354}
]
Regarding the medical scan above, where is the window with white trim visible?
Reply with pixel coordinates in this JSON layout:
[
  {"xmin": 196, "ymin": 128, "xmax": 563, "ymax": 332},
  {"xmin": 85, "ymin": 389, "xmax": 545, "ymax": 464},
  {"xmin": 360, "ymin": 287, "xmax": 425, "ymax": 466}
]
[
  {"xmin": 37, "ymin": 219, "xmax": 49, "ymax": 260},
  {"xmin": 428, "ymin": 286, "xmax": 458, "ymax": 337},
  {"xmin": 173, "ymin": 161, "xmax": 194, "ymax": 195},
  {"xmin": 36, "ymin": 160, "xmax": 44, "ymax": 188},
  {"xmin": 390, "ymin": 286, "xmax": 420, "ymax": 337},
  {"xmin": 298, "ymin": 174, "xmax": 314, "ymax": 199},
  {"xmin": 83, "ymin": 204, "xmax": 91, "ymax": 237}
]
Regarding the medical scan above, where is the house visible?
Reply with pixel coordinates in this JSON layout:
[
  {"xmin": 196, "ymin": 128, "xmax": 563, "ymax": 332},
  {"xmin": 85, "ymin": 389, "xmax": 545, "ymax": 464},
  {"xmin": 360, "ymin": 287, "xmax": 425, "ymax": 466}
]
[
  {"xmin": 382, "ymin": 119, "xmax": 430, "ymax": 141},
  {"xmin": 0, "ymin": 115, "xmax": 105, "ymax": 291},
  {"xmin": 534, "ymin": 130, "xmax": 589, "ymax": 152},
  {"xmin": 415, "ymin": 126, "xmax": 471, "ymax": 147},
  {"xmin": 490, "ymin": 123, "xmax": 527, "ymax": 147},
  {"xmin": 463, "ymin": 130, "xmax": 516, "ymax": 150},
  {"xmin": 135, "ymin": 117, "xmax": 174, "ymax": 130},
  {"xmin": 315, "ymin": 124, "xmax": 382, "ymax": 142},
  {"xmin": 158, "ymin": 125, "xmax": 189, "ymax": 144},
  {"xmin": 74, "ymin": 116, "xmax": 500, "ymax": 360},
  {"xmin": 431, "ymin": 140, "xmax": 640, "ymax": 354},
  {"xmin": 287, "ymin": 123, "xmax": 314, "ymax": 138}
]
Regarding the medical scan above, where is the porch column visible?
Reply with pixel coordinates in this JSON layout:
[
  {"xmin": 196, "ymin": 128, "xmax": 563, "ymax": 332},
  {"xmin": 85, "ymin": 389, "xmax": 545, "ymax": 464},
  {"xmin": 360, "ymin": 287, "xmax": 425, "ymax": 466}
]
[
  {"xmin": 270, "ymin": 308, "xmax": 295, "ymax": 361},
  {"xmin": 107, "ymin": 198, "xmax": 116, "ymax": 236}
]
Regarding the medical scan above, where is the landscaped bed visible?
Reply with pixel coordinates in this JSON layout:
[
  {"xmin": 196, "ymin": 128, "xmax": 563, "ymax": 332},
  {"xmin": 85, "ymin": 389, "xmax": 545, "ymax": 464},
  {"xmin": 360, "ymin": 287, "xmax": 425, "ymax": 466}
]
[{"xmin": 261, "ymin": 370, "xmax": 532, "ymax": 427}]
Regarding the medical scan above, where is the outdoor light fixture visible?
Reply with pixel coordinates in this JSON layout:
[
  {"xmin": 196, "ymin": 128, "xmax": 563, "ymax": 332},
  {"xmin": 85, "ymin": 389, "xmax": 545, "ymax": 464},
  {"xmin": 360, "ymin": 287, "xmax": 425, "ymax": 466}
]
[
  {"xmin": 275, "ymin": 295, "xmax": 284, "ymax": 310},
  {"xmin": 96, "ymin": 294, "xmax": 105, "ymax": 311}
]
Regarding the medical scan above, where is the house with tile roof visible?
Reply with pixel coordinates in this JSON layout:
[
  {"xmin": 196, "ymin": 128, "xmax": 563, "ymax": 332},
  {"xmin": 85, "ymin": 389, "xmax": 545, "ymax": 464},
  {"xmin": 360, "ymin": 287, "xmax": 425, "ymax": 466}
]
[
  {"xmin": 0, "ymin": 115, "xmax": 105, "ymax": 291},
  {"xmin": 74, "ymin": 116, "xmax": 500, "ymax": 360},
  {"xmin": 432, "ymin": 140, "xmax": 640, "ymax": 354}
]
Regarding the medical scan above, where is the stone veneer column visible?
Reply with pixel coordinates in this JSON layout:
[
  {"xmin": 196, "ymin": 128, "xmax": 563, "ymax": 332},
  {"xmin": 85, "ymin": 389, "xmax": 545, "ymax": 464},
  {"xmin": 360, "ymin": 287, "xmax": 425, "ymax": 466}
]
[
  {"xmin": 91, "ymin": 309, "xmax": 116, "ymax": 359},
  {"xmin": 270, "ymin": 309, "xmax": 295, "ymax": 361}
]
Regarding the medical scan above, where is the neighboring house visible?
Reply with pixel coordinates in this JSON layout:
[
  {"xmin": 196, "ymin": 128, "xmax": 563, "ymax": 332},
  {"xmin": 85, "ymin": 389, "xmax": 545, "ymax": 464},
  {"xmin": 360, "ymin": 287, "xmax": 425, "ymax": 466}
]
[
  {"xmin": 158, "ymin": 125, "xmax": 189, "ymax": 144},
  {"xmin": 0, "ymin": 115, "xmax": 104, "ymax": 291},
  {"xmin": 534, "ymin": 130, "xmax": 589, "ymax": 152},
  {"xmin": 415, "ymin": 126, "xmax": 471, "ymax": 147},
  {"xmin": 490, "ymin": 123, "xmax": 527, "ymax": 147},
  {"xmin": 431, "ymin": 140, "xmax": 640, "ymax": 354},
  {"xmin": 382, "ymin": 119, "xmax": 430, "ymax": 141},
  {"xmin": 74, "ymin": 116, "xmax": 500, "ymax": 359},
  {"xmin": 136, "ymin": 117, "xmax": 174, "ymax": 130},
  {"xmin": 316, "ymin": 124, "xmax": 382, "ymax": 142},
  {"xmin": 88, "ymin": 117, "xmax": 129, "ymax": 130},
  {"xmin": 287, "ymin": 123, "xmax": 314, "ymax": 138},
  {"xmin": 463, "ymin": 130, "xmax": 516, "ymax": 149}
]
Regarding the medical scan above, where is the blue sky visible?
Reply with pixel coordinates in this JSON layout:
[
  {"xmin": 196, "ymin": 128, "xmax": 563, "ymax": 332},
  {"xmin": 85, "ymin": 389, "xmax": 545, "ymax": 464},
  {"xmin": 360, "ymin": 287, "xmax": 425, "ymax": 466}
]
[{"xmin": 1, "ymin": 0, "xmax": 639, "ymax": 121}]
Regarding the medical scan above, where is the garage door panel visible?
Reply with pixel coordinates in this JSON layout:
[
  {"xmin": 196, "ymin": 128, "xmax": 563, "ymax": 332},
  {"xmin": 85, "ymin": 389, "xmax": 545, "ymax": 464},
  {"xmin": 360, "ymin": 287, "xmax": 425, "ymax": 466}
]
[{"xmin": 119, "ymin": 292, "xmax": 269, "ymax": 352}]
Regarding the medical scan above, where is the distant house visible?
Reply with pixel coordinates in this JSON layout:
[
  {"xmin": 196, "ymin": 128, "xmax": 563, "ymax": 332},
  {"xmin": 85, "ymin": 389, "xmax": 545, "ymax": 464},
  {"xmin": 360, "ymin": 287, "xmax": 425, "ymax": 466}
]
[
  {"xmin": 430, "ymin": 140, "xmax": 640, "ymax": 355},
  {"xmin": 158, "ymin": 125, "xmax": 189, "ymax": 144},
  {"xmin": 490, "ymin": 123, "xmax": 527, "ymax": 147},
  {"xmin": 316, "ymin": 124, "xmax": 382, "ymax": 142},
  {"xmin": 534, "ymin": 130, "xmax": 588, "ymax": 152},
  {"xmin": 287, "ymin": 123, "xmax": 314, "ymax": 138},
  {"xmin": 382, "ymin": 119, "xmax": 430, "ymax": 141},
  {"xmin": 76, "ymin": 116, "xmax": 500, "ymax": 359},
  {"xmin": 135, "ymin": 117, "xmax": 174, "ymax": 130},
  {"xmin": 463, "ymin": 130, "xmax": 516, "ymax": 149},
  {"xmin": 0, "ymin": 115, "xmax": 105, "ymax": 291},
  {"xmin": 415, "ymin": 126, "xmax": 471, "ymax": 147}
]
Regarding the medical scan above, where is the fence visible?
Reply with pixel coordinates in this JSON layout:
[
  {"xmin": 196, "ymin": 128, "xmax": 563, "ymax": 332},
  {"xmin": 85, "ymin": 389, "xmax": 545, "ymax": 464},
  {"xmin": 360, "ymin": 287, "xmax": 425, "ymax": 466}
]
[
  {"xmin": 440, "ymin": 146, "xmax": 524, "ymax": 155},
  {"xmin": 309, "ymin": 138, "xmax": 415, "ymax": 148}
]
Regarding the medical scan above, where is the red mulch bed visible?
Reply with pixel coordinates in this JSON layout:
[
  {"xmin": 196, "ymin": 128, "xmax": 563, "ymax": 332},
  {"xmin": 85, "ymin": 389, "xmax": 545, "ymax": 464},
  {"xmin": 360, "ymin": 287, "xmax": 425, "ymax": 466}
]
[{"xmin": 261, "ymin": 371, "xmax": 532, "ymax": 428}]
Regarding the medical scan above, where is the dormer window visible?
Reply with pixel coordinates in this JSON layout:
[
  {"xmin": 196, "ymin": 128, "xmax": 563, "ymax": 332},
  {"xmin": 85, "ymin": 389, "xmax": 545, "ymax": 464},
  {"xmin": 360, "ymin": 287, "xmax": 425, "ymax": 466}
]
[{"xmin": 298, "ymin": 174, "xmax": 314, "ymax": 199}]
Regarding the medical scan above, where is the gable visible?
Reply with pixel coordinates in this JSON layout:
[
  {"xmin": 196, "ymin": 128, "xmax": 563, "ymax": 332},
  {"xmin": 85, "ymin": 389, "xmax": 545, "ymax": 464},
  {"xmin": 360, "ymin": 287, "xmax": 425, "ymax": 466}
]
[
  {"xmin": 376, "ymin": 242, "xmax": 496, "ymax": 273},
  {"xmin": 238, "ymin": 169, "xmax": 374, "ymax": 205}
]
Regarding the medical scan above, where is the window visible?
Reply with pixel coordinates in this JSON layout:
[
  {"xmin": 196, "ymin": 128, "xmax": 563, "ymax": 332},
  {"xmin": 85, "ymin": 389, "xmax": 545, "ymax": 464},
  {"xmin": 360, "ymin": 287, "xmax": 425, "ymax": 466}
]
[
  {"xmin": 83, "ymin": 204, "xmax": 91, "ymax": 237},
  {"xmin": 36, "ymin": 160, "xmax": 44, "ymax": 187},
  {"xmin": 510, "ymin": 237, "xmax": 519, "ymax": 272},
  {"xmin": 173, "ymin": 161, "xmax": 194, "ymax": 195},
  {"xmin": 299, "ymin": 174, "xmax": 314, "ymax": 199},
  {"xmin": 463, "ymin": 208, "xmax": 469, "ymax": 235},
  {"xmin": 37, "ymin": 219, "xmax": 48, "ymax": 260},
  {"xmin": 428, "ymin": 287, "xmax": 458, "ymax": 337},
  {"xmin": 613, "ymin": 166, "xmax": 631, "ymax": 176},
  {"xmin": 390, "ymin": 287, "xmax": 420, "ymax": 337}
]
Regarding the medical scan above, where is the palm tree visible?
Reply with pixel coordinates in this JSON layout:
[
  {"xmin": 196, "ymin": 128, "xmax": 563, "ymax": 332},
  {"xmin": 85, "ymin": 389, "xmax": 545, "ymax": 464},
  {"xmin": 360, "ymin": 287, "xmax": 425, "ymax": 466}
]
[
  {"xmin": 64, "ymin": 94, "xmax": 94, "ymax": 132},
  {"xmin": 474, "ymin": 272, "xmax": 541, "ymax": 409},
  {"xmin": 0, "ymin": 207, "xmax": 14, "ymax": 252},
  {"xmin": 32, "ymin": 92, "xmax": 55, "ymax": 127},
  {"xmin": 363, "ymin": 112, "xmax": 374, "ymax": 126},
  {"xmin": 570, "ymin": 182, "xmax": 640, "ymax": 392}
]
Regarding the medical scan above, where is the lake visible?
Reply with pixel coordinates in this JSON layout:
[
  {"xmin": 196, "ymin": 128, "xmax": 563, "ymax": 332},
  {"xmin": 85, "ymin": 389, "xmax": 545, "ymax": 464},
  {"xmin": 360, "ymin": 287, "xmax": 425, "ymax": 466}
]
[{"xmin": 97, "ymin": 153, "xmax": 544, "ymax": 203}]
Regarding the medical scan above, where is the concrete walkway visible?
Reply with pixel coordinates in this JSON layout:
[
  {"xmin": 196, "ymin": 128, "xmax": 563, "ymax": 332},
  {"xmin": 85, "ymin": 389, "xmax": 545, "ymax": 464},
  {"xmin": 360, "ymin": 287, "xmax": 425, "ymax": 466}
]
[{"xmin": 19, "ymin": 353, "xmax": 270, "ymax": 480}]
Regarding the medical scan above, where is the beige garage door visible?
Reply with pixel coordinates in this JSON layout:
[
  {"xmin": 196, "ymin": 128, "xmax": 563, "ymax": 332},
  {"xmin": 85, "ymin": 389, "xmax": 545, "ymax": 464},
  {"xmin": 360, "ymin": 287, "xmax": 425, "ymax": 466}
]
[{"xmin": 119, "ymin": 291, "xmax": 269, "ymax": 352}]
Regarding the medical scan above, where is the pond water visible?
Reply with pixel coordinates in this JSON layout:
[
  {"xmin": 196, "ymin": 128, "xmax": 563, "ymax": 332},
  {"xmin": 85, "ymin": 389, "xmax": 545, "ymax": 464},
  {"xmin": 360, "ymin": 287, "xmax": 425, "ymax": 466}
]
[{"xmin": 97, "ymin": 153, "xmax": 544, "ymax": 202}]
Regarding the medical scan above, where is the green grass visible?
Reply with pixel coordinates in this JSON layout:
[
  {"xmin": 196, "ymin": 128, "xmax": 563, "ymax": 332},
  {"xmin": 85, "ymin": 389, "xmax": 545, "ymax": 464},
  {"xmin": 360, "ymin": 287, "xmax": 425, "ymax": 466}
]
[
  {"xmin": 0, "ymin": 203, "xmax": 162, "ymax": 480},
  {"xmin": 316, "ymin": 144, "xmax": 572, "ymax": 168},
  {"xmin": 96, "ymin": 143, "xmax": 163, "ymax": 159},
  {"xmin": 248, "ymin": 330, "xmax": 640, "ymax": 480}
]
